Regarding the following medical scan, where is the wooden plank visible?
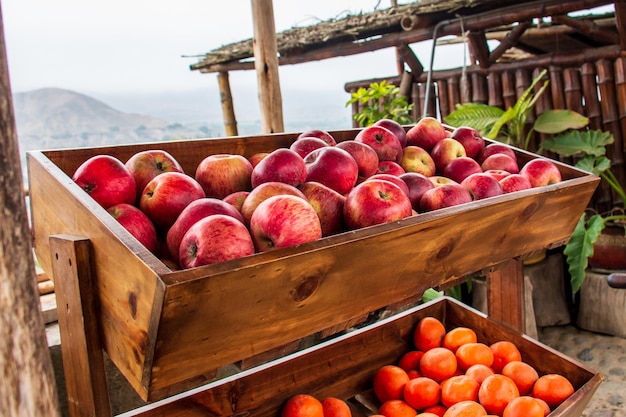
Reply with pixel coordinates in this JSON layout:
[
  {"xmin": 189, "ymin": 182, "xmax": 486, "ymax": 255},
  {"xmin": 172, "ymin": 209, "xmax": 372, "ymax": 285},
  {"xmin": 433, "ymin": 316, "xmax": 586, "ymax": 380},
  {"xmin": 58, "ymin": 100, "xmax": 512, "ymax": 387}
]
[
  {"xmin": 217, "ymin": 72, "xmax": 238, "ymax": 136},
  {"xmin": 50, "ymin": 235, "xmax": 111, "ymax": 417}
]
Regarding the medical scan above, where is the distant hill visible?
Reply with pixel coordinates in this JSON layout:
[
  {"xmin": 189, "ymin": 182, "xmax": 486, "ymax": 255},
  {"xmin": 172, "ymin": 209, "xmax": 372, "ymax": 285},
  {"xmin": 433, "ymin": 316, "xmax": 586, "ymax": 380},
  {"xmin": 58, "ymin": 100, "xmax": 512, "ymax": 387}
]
[{"xmin": 14, "ymin": 88, "xmax": 212, "ymax": 154}]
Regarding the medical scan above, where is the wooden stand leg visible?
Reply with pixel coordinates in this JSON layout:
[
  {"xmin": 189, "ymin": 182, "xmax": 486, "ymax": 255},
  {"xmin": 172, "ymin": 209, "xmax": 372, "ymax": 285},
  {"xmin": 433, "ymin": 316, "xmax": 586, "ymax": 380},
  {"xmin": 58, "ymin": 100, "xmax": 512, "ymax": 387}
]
[
  {"xmin": 486, "ymin": 258, "xmax": 525, "ymax": 333},
  {"xmin": 50, "ymin": 235, "xmax": 112, "ymax": 417}
]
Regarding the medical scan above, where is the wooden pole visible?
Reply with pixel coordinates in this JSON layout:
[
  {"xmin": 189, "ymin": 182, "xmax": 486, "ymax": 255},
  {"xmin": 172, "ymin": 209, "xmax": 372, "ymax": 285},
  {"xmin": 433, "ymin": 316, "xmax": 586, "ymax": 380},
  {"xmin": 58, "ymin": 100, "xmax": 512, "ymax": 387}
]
[
  {"xmin": 0, "ymin": 3, "xmax": 61, "ymax": 416},
  {"xmin": 217, "ymin": 72, "xmax": 238, "ymax": 136},
  {"xmin": 251, "ymin": 0, "xmax": 284, "ymax": 134}
]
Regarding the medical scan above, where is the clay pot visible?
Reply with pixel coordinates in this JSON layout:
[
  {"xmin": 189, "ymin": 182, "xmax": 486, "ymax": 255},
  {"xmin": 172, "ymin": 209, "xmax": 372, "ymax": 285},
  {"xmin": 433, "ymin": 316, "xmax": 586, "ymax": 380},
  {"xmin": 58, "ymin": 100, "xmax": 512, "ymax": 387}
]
[{"xmin": 588, "ymin": 222, "xmax": 626, "ymax": 271}]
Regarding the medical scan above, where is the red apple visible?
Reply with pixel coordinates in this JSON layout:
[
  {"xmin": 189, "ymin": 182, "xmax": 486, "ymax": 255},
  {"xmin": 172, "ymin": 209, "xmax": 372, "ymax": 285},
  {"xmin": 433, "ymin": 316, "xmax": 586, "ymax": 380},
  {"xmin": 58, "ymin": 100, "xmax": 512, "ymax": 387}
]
[
  {"xmin": 343, "ymin": 179, "xmax": 413, "ymax": 230},
  {"xmin": 251, "ymin": 148, "xmax": 307, "ymax": 188},
  {"xmin": 289, "ymin": 136, "xmax": 329, "ymax": 158},
  {"xmin": 450, "ymin": 126, "xmax": 485, "ymax": 159},
  {"xmin": 484, "ymin": 169, "xmax": 512, "ymax": 181},
  {"xmin": 520, "ymin": 158, "xmax": 562, "ymax": 187},
  {"xmin": 405, "ymin": 116, "xmax": 448, "ymax": 151},
  {"xmin": 297, "ymin": 129, "xmax": 337, "ymax": 146},
  {"xmin": 299, "ymin": 181, "xmax": 347, "ymax": 237},
  {"xmin": 223, "ymin": 190, "xmax": 249, "ymax": 212},
  {"xmin": 366, "ymin": 173, "xmax": 410, "ymax": 197},
  {"xmin": 335, "ymin": 140, "xmax": 379, "ymax": 182},
  {"xmin": 400, "ymin": 145, "xmax": 436, "ymax": 176},
  {"xmin": 443, "ymin": 156, "xmax": 483, "ymax": 183},
  {"xmin": 477, "ymin": 143, "xmax": 517, "ymax": 164},
  {"xmin": 72, "ymin": 154, "xmax": 136, "ymax": 209},
  {"xmin": 240, "ymin": 181, "xmax": 306, "ymax": 225},
  {"xmin": 376, "ymin": 160, "xmax": 405, "ymax": 176},
  {"xmin": 125, "ymin": 150, "xmax": 184, "ymax": 200},
  {"xmin": 178, "ymin": 214, "xmax": 255, "ymax": 269},
  {"xmin": 166, "ymin": 197, "xmax": 245, "ymax": 263},
  {"xmin": 399, "ymin": 172, "xmax": 435, "ymax": 211},
  {"xmin": 107, "ymin": 203, "xmax": 158, "ymax": 253},
  {"xmin": 304, "ymin": 147, "xmax": 359, "ymax": 195},
  {"xmin": 429, "ymin": 176, "xmax": 459, "ymax": 187},
  {"xmin": 499, "ymin": 173, "xmax": 533, "ymax": 193},
  {"xmin": 249, "ymin": 195, "xmax": 322, "ymax": 252},
  {"xmin": 248, "ymin": 152, "xmax": 269, "ymax": 168},
  {"xmin": 461, "ymin": 173, "xmax": 504, "ymax": 200},
  {"xmin": 419, "ymin": 183, "xmax": 473, "ymax": 212},
  {"xmin": 139, "ymin": 172, "xmax": 205, "ymax": 231},
  {"xmin": 430, "ymin": 137, "xmax": 467, "ymax": 173},
  {"xmin": 354, "ymin": 125, "xmax": 403, "ymax": 163},
  {"xmin": 374, "ymin": 118, "xmax": 408, "ymax": 147},
  {"xmin": 480, "ymin": 153, "xmax": 519, "ymax": 174},
  {"xmin": 195, "ymin": 154, "xmax": 253, "ymax": 199}
]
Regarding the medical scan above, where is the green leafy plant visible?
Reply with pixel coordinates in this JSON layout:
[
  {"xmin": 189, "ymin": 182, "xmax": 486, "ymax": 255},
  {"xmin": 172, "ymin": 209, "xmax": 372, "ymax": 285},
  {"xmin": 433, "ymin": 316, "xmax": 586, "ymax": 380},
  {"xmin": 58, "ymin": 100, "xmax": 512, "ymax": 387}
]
[
  {"xmin": 444, "ymin": 69, "xmax": 588, "ymax": 150},
  {"xmin": 346, "ymin": 80, "xmax": 414, "ymax": 127},
  {"xmin": 539, "ymin": 126, "xmax": 626, "ymax": 293}
]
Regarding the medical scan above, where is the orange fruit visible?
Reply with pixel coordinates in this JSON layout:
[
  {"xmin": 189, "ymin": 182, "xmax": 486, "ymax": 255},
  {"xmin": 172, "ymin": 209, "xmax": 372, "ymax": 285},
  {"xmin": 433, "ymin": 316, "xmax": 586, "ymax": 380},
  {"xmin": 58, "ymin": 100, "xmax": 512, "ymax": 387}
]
[
  {"xmin": 417, "ymin": 413, "xmax": 440, "ymax": 417},
  {"xmin": 322, "ymin": 397, "xmax": 352, "ymax": 417},
  {"xmin": 282, "ymin": 394, "xmax": 324, "ymax": 417},
  {"xmin": 465, "ymin": 364, "xmax": 494, "ymax": 385},
  {"xmin": 489, "ymin": 341, "xmax": 522, "ymax": 373},
  {"xmin": 500, "ymin": 361, "xmax": 538, "ymax": 395},
  {"xmin": 442, "ymin": 400, "xmax": 487, "ymax": 417},
  {"xmin": 407, "ymin": 369, "xmax": 421, "ymax": 379},
  {"xmin": 378, "ymin": 399, "xmax": 418, "ymax": 417},
  {"xmin": 423, "ymin": 405, "xmax": 447, "ymax": 417},
  {"xmin": 374, "ymin": 365, "xmax": 411, "ymax": 403},
  {"xmin": 414, "ymin": 317, "xmax": 446, "ymax": 351},
  {"xmin": 443, "ymin": 327, "xmax": 478, "ymax": 353},
  {"xmin": 455, "ymin": 343, "xmax": 494, "ymax": 371},
  {"xmin": 420, "ymin": 347, "xmax": 458, "ymax": 382},
  {"xmin": 403, "ymin": 376, "xmax": 441, "ymax": 410},
  {"xmin": 531, "ymin": 374, "xmax": 575, "ymax": 409},
  {"xmin": 440, "ymin": 375, "xmax": 480, "ymax": 408},
  {"xmin": 478, "ymin": 374, "xmax": 520, "ymax": 416},
  {"xmin": 398, "ymin": 351, "xmax": 424, "ymax": 373},
  {"xmin": 502, "ymin": 396, "xmax": 545, "ymax": 417},
  {"xmin": 533, "ymin": 397, "xmax": 551, "ymax": 416}
]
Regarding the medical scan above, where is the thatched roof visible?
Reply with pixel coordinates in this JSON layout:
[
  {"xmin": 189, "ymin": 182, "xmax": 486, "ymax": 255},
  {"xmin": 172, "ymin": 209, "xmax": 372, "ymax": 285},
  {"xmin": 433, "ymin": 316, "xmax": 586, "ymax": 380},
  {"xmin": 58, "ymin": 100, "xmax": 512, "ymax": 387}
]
[{"xmin": 190, "ymin": 0, "xmax": 620, "ymax": 73}]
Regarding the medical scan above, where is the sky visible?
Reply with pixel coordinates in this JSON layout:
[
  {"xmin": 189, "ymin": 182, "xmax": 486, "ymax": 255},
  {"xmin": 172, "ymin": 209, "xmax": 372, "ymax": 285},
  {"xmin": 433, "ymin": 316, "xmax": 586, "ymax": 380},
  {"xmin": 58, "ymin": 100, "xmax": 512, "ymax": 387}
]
[{"xmin": 0, "ymin": 0, "xmax": 464, "ymax": 125}]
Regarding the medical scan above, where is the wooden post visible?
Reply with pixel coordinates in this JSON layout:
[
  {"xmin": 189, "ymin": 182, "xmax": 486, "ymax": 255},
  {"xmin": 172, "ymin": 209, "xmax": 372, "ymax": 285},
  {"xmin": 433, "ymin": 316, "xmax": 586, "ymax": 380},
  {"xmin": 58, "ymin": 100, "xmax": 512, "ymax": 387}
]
[
  {"xmin": 50, "ymin": 235, "xmax": 111, "ymax": 417},
  {"xmin": 486, "ymin": 258, "xmax": 525, "ymax": 333},
  {"xmin": 251, "ymin": 0, "xmax": 284, "ymax": 134},
  {"xmin": 0, "ymin": 3, "xmax": 61, "ymax": 415},
  {"xmin": 217, "ymin": 71, "xmax": 238, "ymax": 136}
]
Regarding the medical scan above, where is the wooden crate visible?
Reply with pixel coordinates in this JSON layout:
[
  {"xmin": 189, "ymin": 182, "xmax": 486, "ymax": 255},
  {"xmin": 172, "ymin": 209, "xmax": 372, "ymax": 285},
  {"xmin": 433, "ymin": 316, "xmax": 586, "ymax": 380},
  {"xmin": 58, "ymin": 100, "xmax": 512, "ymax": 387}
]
[
  {"xmin": 27, "ymin": 128, "xmax": 599, "ymax": 402},
  {"xmin": 119, "ymin": 296, "xmax": 603, "ymax": 417}
]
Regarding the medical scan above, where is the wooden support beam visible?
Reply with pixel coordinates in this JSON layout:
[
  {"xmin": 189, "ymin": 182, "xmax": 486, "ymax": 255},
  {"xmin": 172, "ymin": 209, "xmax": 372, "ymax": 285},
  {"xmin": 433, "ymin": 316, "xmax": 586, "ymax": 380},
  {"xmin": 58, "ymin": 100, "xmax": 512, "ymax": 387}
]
[
  {"xmin": 217, "ymin": 72, "xmax": 238, "ymax": 136},
  {"xmin": 489, "ymin": 21, "xmax": 531, "ymax": 64},
  {"xmin": 396, "ymin": 43, "xmax": 424, "ymax": 77},
  {"xmin": 486, "ymin": 258, "xmax": 525, "ymax": 333},
  {"xmin": 0, "ymin": 7, "xmax": 61, "ymax": 416},
  {"xmin": 251, "ymin": 0, "xmax": 284, "ymax": 134},
  {"xmin": 616, "ymin": 0, "xmax": 626, "ymax": 51},
  {"xmin": 467, "ymin": 30, "xmax": 491, "ymax": 69},
  {"xmin": 552, "ymin": 14, "xmax": 620, "ymax": 45}
]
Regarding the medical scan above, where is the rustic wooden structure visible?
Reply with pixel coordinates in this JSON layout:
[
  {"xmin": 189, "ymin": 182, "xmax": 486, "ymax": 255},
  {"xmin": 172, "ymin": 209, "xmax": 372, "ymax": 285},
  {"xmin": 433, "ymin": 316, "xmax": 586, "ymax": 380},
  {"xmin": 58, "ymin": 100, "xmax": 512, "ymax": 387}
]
[
  {"xmin": 192, "ymin": 0, "xmax": 625, "ymax": 209},
  {"xmin": 0, "ymin": 7, "xmax": 61, "ymax": 417}
]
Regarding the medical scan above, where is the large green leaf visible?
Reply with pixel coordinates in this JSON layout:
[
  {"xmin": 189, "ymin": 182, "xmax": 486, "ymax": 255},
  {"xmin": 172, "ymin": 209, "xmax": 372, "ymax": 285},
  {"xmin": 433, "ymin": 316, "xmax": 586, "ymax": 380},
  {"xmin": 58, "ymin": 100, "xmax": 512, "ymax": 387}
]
[
  {"xmin": 534, "ymin": 110, "xmax": 589, "ymax": 134},
  {"xmin": 422, "ymin": 288, "xmax": 444, "ymax": 303},
  {"xmin": 540, "ymin": 130, "xmax": 614, "ymax": 157},
  {"xmin": 443, "ymin": 103, "xmax": 504, "ymax": 134},
  {"xmin": 576, "ymin": 155, "xmax": 611, "ymax": 176},
  {"xmin": 487, "ymin": 106, "xmax": 517, "ymax": 140},
  {"xmin": 564, "ymin": 214, "xmax": 605, "ymax": 294}
]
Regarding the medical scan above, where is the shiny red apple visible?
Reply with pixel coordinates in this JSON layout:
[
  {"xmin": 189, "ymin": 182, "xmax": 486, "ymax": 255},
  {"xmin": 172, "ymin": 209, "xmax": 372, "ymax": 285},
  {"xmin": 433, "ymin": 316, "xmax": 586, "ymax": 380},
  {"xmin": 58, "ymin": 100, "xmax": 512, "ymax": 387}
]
[
  {"xmin": 450, "ymin": 126, "xmax": 485, "ymax": 159},
  {"xmin": 354, "ymin": 125, "xmax": 403, "ymax": 163},
  {"xmin": 72, "ymin": 154, "xmax": 136, "ymax": 209},
  {"xmin": 405, "ymin": 116, "xmax": 448, "ymax": 151},
  {"xmin": 304, "ymin": 146, "xmax": 359, "ymax": 195},
  {"xmin": 400, "ymin": 145, "xmax": 436, "ymax": 176},
  {"xmin": 251, "ymin": 148, "xmax": 307, "ymax": 188},
  {"xmin": 299, "ymin": 181, "xmax": 347, "ymax": 237},
  {"xmin": 107, "ymin": 203, "xmax": 158, "ymax": 254},
  {"xmin": 461, "ymin": 173, "xmax": 504, "ymax": 200},
  {"xmin": 125, "ymin": 150, "xmax": 184, "ymax": 200},
  {"xmin": 419, "ymin": 183, "xmax": 473, "ymax": 212},
  {"xmin": 520, "ymin": 158, "xmax": 562, "ymax": 187},
  {"xmin": 195, "ymin": 154, "xmax": 253, "ymax": 199},
  {"xmin": 240, "ymin": 181, "xmax": 306, "ymax": 225},
  {"xmin": 343, "ymin": 179, "xmax": 413, "ymax": 230},
  {"xmin": 335, "ymin": 140, "xmax": 379, "ymax": 182}
]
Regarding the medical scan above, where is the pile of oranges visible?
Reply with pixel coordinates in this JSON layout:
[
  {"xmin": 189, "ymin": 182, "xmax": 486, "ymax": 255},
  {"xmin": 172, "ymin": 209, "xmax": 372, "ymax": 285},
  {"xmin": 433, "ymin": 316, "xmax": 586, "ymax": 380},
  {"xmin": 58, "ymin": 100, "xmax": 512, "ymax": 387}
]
[
  {"xmin": 281, "ymin": 316, "xmax": 576, "ymax": 417},
  {"xmin": 371, "ymin": 316, "xmax": 575, "ymax": 417}
]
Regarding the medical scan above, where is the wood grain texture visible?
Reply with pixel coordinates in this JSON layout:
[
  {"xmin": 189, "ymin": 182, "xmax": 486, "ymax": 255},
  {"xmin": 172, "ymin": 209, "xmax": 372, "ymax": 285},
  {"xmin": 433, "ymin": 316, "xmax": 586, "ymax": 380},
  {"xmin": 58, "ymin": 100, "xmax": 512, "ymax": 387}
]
[
  {"xmin": 122, "ymin": 298, "xmax": 602, "ymax": 417},
  {"xmin": 27, "ymin": 129, "xmax": 600, "ymax": 401}
]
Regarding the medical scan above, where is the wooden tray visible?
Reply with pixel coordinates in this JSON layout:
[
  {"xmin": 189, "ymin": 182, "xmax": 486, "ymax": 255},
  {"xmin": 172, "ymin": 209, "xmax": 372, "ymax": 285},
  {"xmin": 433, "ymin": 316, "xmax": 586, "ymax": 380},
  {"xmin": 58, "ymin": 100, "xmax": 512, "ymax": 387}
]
[
  {"xmin": 27, "ymin": 128, "xmax": 599, "ymax": 401},
  {"xmin": 119, "ymin": 296, "xmax": 603, "ymax": 417}
]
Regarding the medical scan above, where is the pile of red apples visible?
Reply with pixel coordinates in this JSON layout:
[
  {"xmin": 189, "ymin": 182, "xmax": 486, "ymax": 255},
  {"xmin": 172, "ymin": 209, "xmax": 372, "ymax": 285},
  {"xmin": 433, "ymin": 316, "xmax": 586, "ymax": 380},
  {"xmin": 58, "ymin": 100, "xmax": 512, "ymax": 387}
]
[{"xmin": 71, "ymin": 117, "xmax": 562, "ymax": 270}]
